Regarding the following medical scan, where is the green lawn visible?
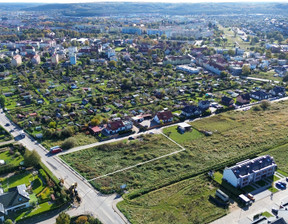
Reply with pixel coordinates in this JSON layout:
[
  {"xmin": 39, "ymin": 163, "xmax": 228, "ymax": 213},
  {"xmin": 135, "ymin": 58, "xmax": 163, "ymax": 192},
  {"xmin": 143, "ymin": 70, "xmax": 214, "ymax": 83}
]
[
  {"xmin": 15, "ymin": 202, "xmax": 59, "ymax": 221},
  {"xmin": 262, "ymin": 211, "xmax": 274, "ymax": 218},
  {"xmin": 118, "ymin": 174, "xmax": 227, "ymax": 224},
  {"xmin": 2, "ymin": 172, "xmax": 44, "ymax": 194},
  {"xmin": 268, "ymin": 186, "xmax": 278, "ymax": 193},
  {"xmin": 115, "ymin": 47, "xmax": 125, "ymax": 52},
  {"xmin": 0, "ymin": 150, "xmax": 23, "ymax": 168},
  {"xmin": 213, "ymin": 171, "xmax": 223, "ymax": 184},
  {"xmin": 163, "ymin": 125, "xmax": 203, "ymax": 144}
]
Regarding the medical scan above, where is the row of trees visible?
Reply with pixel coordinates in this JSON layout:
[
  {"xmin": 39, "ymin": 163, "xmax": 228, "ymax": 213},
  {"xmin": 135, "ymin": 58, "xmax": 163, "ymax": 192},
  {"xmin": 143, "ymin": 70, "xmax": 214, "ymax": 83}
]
[{"xmin": 56, "ymin": 212, "xmax": 102, "ymax": 224}]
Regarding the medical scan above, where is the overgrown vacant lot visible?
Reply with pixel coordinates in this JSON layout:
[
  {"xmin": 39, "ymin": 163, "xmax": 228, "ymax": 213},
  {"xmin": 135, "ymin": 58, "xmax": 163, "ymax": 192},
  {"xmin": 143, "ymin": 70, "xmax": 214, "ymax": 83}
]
[
  {"xmin": 61, "ymin": 134, "xmax": 180, "ymax": 180},
  {"xmin": 62, "ymin": 101, "xmax": 288, "ymax": 194},
  {"xmin": 263, "ymin": 143, "xmax": 288, "ymax": 175},
  {"xmin": 118, "ymin": 175, "xmax": 227, "ymax": 224}
]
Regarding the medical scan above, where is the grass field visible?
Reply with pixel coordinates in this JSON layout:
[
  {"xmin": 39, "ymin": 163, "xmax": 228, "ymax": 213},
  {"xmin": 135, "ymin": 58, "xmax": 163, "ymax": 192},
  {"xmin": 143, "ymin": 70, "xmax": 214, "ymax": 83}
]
[
  {"xmin": 250, "ymin": 71, "xmax": 282, "ymax": 82},
  {"xmin": 61, "ymin": 134, "xmax": 180, "ymax": 192},
  {"xmin": 118, "ymin": 174, "xmax": 227, "ymax": 224},
  {"xmin": 62, "ymin": 101, "xmax": 288, "ymax": 194},
  {"xmin": 42, "ymin": 132, "xmax": 98, "ymax": 149},
  {"xmin": 261, "ymin": 143, "xmax": 288, "ymax": 174}
]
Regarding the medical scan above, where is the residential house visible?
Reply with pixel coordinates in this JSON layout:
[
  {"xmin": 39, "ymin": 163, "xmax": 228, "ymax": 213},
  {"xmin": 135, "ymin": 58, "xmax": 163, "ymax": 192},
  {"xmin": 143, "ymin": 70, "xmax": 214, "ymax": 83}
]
[
  {"xmin": 51, "ymin": 54, "xmax": 59, "ymax": 65},
  {"xmin": 0, "ymin": 184, "xmax": 30, "ymax": 218},
  {"xmin": 153, "ymin": 111, "xmax": 173, "ymax": 124},
  {"xmin": 11, "ymin": 55, "xmax": 22, "ymax": 67},
  {"xmin": 221, "ymin": 96, "xmax": 234, "ymax": 107},
  {"xmin": 31, "ymin": 54, "xmax": 41, "ymax": 65},
  {"xmin": 198, "ymin": 100, "xmax": 210, "ymax": 111},
  {"xmin": 250, "ymin": 90, "xmax": 269, "ymax": 101},
  {"xmin": 89, "ymin": 126, "xmax": 102, "ymax": 135},
  {"xmin": 103, "ymin": 120, "xmax": 132, "ymax": 135},
  {"xmin": 222, "ymin": 155, "xmax": 277, "ymax": 188},
  {"xmin": 270, "ymin": 86, "xmax": 286, "ymax": 97},
  {"xmin": 236, "ymin": 93, "xmax": 251, "ymax": 104},
  {"xmin": 181, "ymin": 105, "xmax": 201, "ymax": 117}
]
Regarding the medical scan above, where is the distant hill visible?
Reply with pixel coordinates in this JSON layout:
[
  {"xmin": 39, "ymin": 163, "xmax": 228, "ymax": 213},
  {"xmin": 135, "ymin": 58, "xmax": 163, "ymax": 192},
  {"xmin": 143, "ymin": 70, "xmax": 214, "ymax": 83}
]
[{"xmin": 16, "ymin": 2, "xmax": 288, "ymax": 16}]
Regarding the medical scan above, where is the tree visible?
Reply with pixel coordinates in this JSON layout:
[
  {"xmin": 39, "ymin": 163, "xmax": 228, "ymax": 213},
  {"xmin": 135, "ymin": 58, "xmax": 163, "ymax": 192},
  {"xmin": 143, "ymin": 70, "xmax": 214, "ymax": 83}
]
[
  {"xmin": 0, "ymin": 65, "xmax": 4, "ymax": 72},
  {"xmin": 91, "ymin": 118, "xmax": 100, "ymax": 126},
  {"xmin": 220, "ymin": 71, "xmax": 228, "ymax": 79},
  {"xmin": 228, "ymin": 49, "xmax": 235, "ymax": 56},
  {"xmin": 265, "ymin": 50, "xmax": 272, "ymax": 59},
  {"xmin": 56, "ymin": 212, "xmax": 71, "ymax": 224},
  {"xmin": 242, "ymin": 64, "xmax": 251, "ymax": 76},
  {"xmin": 24, "ymin": 150, "xmax": 41, "ymax": 167},
  {"xmin": 76, "ymin": 216, "xmax": 88, "ymax": 224},
  {"xmin": 0, "ymin": 95, "xmax": 6, "ymax": 107},
  {"xmin": 61, "ymin": 137, "xmax": 76, "ymax": 150},
  {"xmin": 108, "ymin": 60, "xmax": 117, "ymax": 68}
]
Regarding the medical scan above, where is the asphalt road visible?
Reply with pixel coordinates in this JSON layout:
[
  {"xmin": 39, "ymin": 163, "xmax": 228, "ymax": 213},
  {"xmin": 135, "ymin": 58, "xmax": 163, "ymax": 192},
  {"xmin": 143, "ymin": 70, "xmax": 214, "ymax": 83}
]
[{"xmin": 0, "ymin": 109, "xmax": 127, "ymax": 224}]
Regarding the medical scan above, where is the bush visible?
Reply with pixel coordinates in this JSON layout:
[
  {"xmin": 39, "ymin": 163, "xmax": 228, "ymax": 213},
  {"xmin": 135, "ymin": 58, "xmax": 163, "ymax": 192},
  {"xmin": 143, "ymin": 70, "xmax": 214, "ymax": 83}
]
[
  {"xmin": 260, "ymin": 100, "xmax": 271, "ymax": 110},
  {"xmin": 76, "ymin": 216, "xmax": 88, "ymax": 224},
  {"xmin": 61, "ymin": 137, "xmax": 76, "ymax": 150},
  {"xmin": 15, "ymin": 151, "xmax": 21, "ymax": 157},
  {"xmin": 253, "ymin": 105, "xmax": 261, "ymax": 111}
]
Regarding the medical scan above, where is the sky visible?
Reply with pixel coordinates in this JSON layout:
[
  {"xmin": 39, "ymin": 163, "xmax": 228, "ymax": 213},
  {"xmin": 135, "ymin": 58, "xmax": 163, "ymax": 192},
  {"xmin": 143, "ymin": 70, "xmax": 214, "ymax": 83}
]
[{"xmin": 0, "ymin": 0, "xmax": 288, "ymax": 3}]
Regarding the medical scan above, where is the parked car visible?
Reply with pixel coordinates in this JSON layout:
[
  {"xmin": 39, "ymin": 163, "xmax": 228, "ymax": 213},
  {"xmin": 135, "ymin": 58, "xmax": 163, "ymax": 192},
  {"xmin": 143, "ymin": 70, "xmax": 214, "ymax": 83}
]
[
  {"xmin": 128, "ymin": 136, "xmax": 135, "ymax": 140},
  {"xmin": 247, "ymin": 193, "xmax": 255, "ymax": 202},
  {"xmin": 5, "ymin": 123, "xmax": 10, "ymax": 126},
  {"xmin": 276, "ymin": 182, "xmax": 286, "ymax": 190},
  {"xmin": 50, "ymin": 147, "xmax": 62, "ymax": 154},
  {"xmin": 280, "ymin": 182, "xmax": 287, "ymax": 187}
]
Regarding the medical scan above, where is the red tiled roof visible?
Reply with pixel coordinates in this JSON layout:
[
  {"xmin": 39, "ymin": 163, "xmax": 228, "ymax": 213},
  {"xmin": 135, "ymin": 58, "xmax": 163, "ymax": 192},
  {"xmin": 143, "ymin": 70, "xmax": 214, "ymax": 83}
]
[
  {"xmin": 106, "ymin": 121, "xmax": 125, "ymax": 131},
  {"xmin": 90, "ymin": 126, "xmax": 102, "ymax": 133},
  {"xmin": 156, "ymin": 111, "xmax": 173, "ymax": 120}
]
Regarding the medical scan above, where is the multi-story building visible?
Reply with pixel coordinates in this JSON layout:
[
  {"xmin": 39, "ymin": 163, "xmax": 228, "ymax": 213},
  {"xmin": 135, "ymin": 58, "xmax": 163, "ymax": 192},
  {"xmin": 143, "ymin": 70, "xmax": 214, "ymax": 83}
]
[
  {"xmin": 122, "ymin": 27, "xmax": 142, "ymax": 35},
  {"xmin": 51, "ymin": 53, "xmax": 59, "ymax": 65},
  {"xmin": 31, "ymin": 54, "xmax": 41, "ymax": 65},
  {"xmin": 11, "ymin": 55, "xmax": 22, "ymax": 67},
  {"xmin": 70, "ymin": 54, "xmax": 77, "ymax": 65},
  {"xmin": 222, "ymin": 155, "xmax": 277, "ymax": 188}
]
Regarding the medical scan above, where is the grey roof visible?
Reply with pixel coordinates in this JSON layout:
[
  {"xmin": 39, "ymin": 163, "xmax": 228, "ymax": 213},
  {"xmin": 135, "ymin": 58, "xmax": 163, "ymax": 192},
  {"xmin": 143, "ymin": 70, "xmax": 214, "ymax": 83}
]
[
  {"xmin": 229, "ymin": 155, "xmax": 276, "ymax": 178},
  {"xmin": 0, "ymin": 203, "xmax": 4, "ymax": 215},
  {"xmin": 0, "ymin": 184, "xmax": 30, "ymax": 209}
]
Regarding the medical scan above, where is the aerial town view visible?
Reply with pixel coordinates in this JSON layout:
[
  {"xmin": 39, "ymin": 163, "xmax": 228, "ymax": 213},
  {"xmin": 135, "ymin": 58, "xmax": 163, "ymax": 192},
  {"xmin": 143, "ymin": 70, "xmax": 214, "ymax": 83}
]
[{"xmin": 1, "ymin": 1, "xmax": 288, "ymax": 224}]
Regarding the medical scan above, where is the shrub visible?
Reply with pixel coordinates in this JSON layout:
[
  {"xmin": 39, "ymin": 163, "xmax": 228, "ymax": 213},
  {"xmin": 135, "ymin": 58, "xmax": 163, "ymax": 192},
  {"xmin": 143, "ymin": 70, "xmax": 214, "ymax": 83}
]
[
  {"xmin": 76, "ymin": 216, "xmax": 88, "ymax": 224},
  {"xmin": 61, "ymin": 137, "xmax": 76, "ymax": 150},
  {"xmin": 15, "ymin": 151, "xmax": 21, "ymax": 157}
]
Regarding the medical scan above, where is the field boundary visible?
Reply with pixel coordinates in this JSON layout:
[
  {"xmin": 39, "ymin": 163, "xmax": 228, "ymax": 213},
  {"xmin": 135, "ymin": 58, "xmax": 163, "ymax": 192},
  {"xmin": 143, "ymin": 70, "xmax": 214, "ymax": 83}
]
[{"xmin": 87, "ymin": 132, "xmax": 186, "ymax": 182}]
